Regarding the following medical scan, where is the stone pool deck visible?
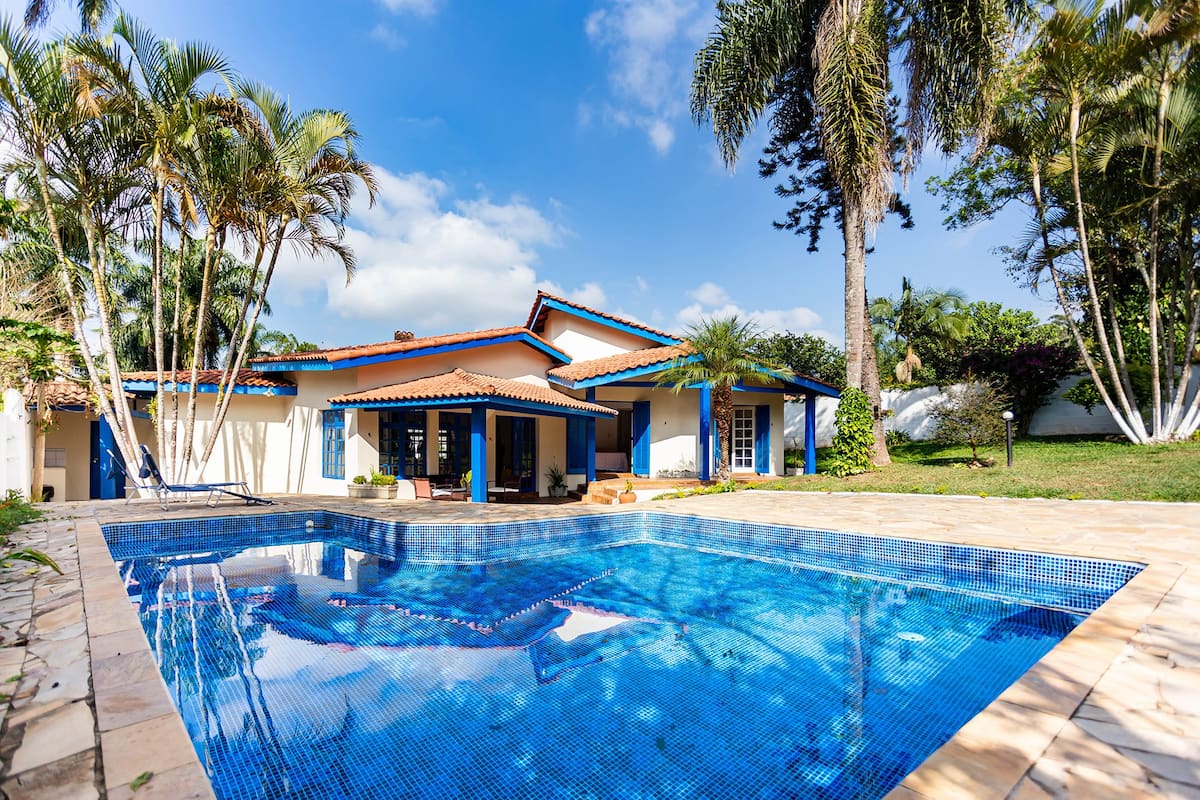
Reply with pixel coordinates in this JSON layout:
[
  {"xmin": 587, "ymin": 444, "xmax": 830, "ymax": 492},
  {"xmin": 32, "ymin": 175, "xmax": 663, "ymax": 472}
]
[{"xmin": 0, "ymin": 491, "xmax": 1195, "ymax": 798}]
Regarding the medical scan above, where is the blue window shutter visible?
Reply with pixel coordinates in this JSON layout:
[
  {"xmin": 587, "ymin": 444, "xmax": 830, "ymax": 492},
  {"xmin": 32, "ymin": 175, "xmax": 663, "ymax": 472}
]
[
  {"xmin": 322, "ymin": 410, "xmax": 345, "ymax": 480},
  {"xmin": 632, "ymin": 401, "xmax": 651, "ymax": 476},
  {"xmin": 755, "ymin": 404, "xmax": 770, "ymax": 474},
  {"xmin": 566, "ymin": 418, "xmax": 588, "ymax": 473}
]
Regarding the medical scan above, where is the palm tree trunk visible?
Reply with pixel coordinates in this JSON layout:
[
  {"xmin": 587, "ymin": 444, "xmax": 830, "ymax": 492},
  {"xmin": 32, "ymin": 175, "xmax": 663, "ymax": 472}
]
[
  {"xmin": 197, "ymin": 217, "xmax": 290, "ymax": 474},
  {"xmin": 31, "ymin": 382, "xmax": 45, "ymax": 501},
  {"xmin": 713, "ymin": 384, "xmax": 733, "ymax": 481},
  {"xmin": 150, "ymin": 180, "xmax": 168, "ymax": 476},
  {"xmin": 843, "ymin": 199, "xmax": 867, "ymax": 390},
  {"xmin": 30, "ymin": 154, "xmax": 141, "ymax": 479},
  {"xmin": 167, "ymin": 232, "xmax": 187, "ymax": 482},
  {"xmin": 180, "ymin": 227, "xmax": 219, "ymax": 481},
  {"xmin": 1033, "ymin": 161, "xmax": 1139, "ymax": 442},
  {"xmin": 1067, "ymin": 99, "xmax": 1146, "ymax": 441}
]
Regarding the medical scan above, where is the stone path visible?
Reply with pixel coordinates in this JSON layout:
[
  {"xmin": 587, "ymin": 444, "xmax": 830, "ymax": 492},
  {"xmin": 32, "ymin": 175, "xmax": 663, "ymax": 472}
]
[{"xmin": 0, "ymin": 491, "xmax": 1196, "ymax": 798}]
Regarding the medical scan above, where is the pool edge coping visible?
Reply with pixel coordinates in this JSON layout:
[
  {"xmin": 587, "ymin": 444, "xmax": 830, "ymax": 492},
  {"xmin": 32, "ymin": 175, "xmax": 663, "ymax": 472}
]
[{"xmin": 78, "ymin": 503, "xmax": 1182, "ymax": 800}]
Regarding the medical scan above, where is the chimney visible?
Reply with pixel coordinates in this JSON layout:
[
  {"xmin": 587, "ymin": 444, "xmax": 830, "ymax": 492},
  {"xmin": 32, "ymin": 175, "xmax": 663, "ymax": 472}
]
[{"xmin": 393, "ymin": 330, "xmax": 414, "ymax": 342}]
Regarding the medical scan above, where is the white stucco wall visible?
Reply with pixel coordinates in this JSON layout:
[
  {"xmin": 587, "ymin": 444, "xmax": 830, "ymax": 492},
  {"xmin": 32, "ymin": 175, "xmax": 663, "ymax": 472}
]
[
  {"xmin": 782, "ymin": 372, "xmax": 1200, "ymax": 446},
  {"xmin": 0, "ymin": 389, "xmax": 30, "ymax": 499},
  {"xmin": 541, "ymin": 314, "xmax": 664, "ymax": 361}
]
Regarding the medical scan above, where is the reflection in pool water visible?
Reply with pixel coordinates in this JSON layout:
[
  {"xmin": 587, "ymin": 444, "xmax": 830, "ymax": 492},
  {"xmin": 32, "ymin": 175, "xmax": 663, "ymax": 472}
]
[{"xmin": 120, "ymin": 535, "xmax": 1079, "ymax": 800}]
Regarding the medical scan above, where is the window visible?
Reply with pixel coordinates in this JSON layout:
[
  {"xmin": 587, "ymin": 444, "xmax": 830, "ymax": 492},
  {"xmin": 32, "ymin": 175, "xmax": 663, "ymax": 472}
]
[
  {"xmin": 44, "ymin": 448, "xmax": 66, "ymax": 468},
  {"xmin": 437, "ymin": 412, "xmax": 471, "ymax": 479},
  {"xmin": 380, "ymin": 410, "xmax": 426, "ymax": 478},
  {"xmin": 566, "ymin": 417, "xmax": 588, "ymax": 474},
  {"xmin": 322, "ymin": 410, "xmax": 345, "ymax": 479}
]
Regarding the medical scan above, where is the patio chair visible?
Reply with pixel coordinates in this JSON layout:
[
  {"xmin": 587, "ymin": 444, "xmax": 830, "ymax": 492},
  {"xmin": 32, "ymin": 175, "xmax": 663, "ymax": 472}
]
[{"xmin": 134, "ymin": 444, "xmax": 273, "ymax": 510}]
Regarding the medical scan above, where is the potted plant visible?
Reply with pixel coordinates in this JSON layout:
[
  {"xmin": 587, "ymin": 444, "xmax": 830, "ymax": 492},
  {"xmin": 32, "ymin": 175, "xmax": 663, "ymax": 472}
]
[
  {"xmin": 546, "ymin": 462, "xmax": 568, "ymax": 497},
  {"xmin": 369, "ymin": 469, "xmax": 398, "ymax": 499},
  {"xmin": 619, "ymin": 479, "xmax": 637, "ymax": 504},
  {"xmin": 348, "ymin": 474, "xmax": 369, "ymax": 498},
  {"xmin": 348, "ymin": 469, "xmax": 398, "ymax": 499}
]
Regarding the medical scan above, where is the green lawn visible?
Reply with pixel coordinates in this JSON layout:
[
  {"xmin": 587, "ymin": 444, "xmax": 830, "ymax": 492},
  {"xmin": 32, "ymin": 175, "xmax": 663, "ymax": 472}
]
[{"xmin": 764, "ymin": 437, "xmax": 1200, "ymax": 502}]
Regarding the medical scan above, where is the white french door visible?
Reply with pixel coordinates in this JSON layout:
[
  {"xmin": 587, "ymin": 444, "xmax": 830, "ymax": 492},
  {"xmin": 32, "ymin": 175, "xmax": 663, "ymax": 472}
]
[{"xmin": 732, "ymin": 408, "xmax": 754, "ymax": 472}]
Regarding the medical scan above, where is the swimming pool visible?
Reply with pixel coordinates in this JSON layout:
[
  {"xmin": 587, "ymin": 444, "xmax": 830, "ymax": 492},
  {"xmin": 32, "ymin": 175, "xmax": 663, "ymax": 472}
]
[{"xmin": 103, "ymin": 511, "xmax": 1141, "ymax": 799}]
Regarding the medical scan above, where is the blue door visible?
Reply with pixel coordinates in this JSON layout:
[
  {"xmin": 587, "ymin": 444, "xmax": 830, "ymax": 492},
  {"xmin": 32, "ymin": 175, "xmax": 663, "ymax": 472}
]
[
  {"xmin": 755, "ymin": 405, "xmax": 771, "ymax": 474},
  {"xmin": 631, "ymin": 401, "xmax": 650, "ymax": 477},
  {"xmin": 90, "ymin": 419, "xmax": 125, "ymax": 499}
]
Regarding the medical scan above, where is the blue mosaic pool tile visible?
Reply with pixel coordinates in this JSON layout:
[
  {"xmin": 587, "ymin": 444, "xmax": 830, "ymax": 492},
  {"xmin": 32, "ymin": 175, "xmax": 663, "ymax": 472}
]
[{"xmin": 102, "ymin": 508, "xmax": 1142, "ymax": 615}]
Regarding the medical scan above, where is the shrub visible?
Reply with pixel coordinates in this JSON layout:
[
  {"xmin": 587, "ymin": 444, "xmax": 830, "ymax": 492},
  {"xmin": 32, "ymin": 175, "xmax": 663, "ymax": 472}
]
[
  {"xmin": 930, "ymin": 383, "xmax": 1008, "ymax": 466},
  {"xmin": 885, "ymin": 429, "xmax": 912, "ymax": 448},
  {"xmin": 828, "ymin": 387, "xmax": 875, "ymax": 477},
  {"xmin": 0, "ymin": 491, "xmax": 59, "ymax": 573},
  {"xmin": 352, "ymin": 475, "xmax": 367, "ymax": 484}
]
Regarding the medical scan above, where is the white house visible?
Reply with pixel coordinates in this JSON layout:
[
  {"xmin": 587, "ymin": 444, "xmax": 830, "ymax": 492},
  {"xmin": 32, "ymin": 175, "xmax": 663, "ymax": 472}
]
[{"xmin": 23, "ymin": 292, "xmax": 837, "ymax": 502}]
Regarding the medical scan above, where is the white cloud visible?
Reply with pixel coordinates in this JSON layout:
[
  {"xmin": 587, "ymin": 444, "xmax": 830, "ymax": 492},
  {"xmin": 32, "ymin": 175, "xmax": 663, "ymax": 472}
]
[
  {"xmin": 584, "ymin": 0, "xmax": 711, "ymax": 155},
  {"xmin": 375, "ymin": 0, "xmax": 439, "ymax": 15},
  {"xmin": 675, "ymin": 285, "xmax": 833, "ymax": 339},
  {"xmin": 689, "ymin": 281, "xmax": 729, "ymax": 306},
  {"xmin": 270, "ymin": 167, "xmax": 600, "ymax": 334},
  {"xmin": 369, "ymin": 23, "xmax": 405, "ymax": 50}
]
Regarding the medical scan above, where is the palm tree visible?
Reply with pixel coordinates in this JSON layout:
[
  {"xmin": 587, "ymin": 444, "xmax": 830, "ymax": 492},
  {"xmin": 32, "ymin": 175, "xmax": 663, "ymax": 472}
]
[
  {"xmin": 23, "ymin": 0, "xmax": 109, "ymax": 30},
  {"xmin": 68, "ymin": 13, "xmax": 233, "ymax": 474},
  {"xmin": 691, "ymin": 0, "xmax": 1015, "ymax": 464},
  {"xmin": 194, "ymin": 83, "xmax": 377, "ymax": 475},
  {"xmin": 250, "ymin": 326, "xmax": 318, "ymax": 357},
  {"xmin": 111, "ymin": 241, "xmax": 267, "ymax": 371},
  {"xmin": 869, "ymin": 277, "xmax": 968, "ymax": 383},
  {"xmin": 658, "ymin": 316, "xmax": 791, "ymax": 482}
]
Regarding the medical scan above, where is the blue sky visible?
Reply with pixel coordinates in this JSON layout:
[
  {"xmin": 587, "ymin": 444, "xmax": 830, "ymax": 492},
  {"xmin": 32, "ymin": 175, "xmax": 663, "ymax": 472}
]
[{"xmin": 7, "ymin": 0, "xmax": 1058, "ymax": 348}]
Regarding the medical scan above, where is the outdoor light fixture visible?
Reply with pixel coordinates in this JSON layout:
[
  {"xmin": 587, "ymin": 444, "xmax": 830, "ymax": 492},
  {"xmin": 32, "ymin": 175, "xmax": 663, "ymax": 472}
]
[{"xmin": 1001, "ymin": 410, "xmax": 1015, "ymax": 468}]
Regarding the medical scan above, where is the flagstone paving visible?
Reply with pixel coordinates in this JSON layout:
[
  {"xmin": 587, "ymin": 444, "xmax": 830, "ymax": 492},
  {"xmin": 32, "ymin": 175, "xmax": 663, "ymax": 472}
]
[{"xmin": 0, "ymin": 490, "xmax": 1195, "ymax": 798}]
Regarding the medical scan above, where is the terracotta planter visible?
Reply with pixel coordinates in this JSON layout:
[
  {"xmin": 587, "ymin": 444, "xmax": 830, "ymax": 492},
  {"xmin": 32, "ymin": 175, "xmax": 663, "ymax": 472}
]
[{"xmin": 618, "ymin": 492, "xmax": 637, "ymax": 504}]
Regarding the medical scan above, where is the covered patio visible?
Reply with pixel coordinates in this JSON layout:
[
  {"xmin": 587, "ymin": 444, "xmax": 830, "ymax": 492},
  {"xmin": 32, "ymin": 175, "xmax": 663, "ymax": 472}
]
[{"xmin": 329, "ymin": 369, "xmax": 617, "ymax": 503}]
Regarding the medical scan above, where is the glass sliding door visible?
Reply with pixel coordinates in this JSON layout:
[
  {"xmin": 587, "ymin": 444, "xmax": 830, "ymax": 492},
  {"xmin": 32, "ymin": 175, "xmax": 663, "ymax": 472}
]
[
  {"xmin": 437, "ymin": 412, "xmax": 471, "ymax": 481},
  {"xmin": 379, "ymin": 411, "xmax": 426, "ymax": 478},
  {"xmin": 494, "ymin": 416, "xmax": 536, "ymax": 492}
]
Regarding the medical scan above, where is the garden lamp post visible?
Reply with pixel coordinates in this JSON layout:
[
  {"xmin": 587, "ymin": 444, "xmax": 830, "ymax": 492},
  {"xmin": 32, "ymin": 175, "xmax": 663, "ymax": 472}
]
[{"xmin": 1001, "ymin": 411, "xmax": 1014, "ymax": 468}]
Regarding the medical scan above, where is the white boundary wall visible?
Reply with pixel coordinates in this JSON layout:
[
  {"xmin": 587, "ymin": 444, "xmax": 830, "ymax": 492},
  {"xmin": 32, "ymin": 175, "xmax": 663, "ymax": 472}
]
[
  {"xmin": 782, "ymin": 372, "xmax": 1191, "ymax": 446},
  {"xmin": 0, "ymin": 388, "xmax": 31, "ymax": 498}
]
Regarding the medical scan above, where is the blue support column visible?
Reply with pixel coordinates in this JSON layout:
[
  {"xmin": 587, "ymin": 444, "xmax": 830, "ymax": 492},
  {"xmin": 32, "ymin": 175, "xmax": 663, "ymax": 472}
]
[
  {"xmin": 699, "ymin": 384, "xmax": 712, "ymax": 481},
  {"xmin": 804, "ymin": 392, "xmax": 817, "ymax": 474},
  {"xmin": 470, "ymin": 406, "xmax": 488, "ymax": 503},
  {"xmin": 585, "ymin": 390, "xmax": 597, "ymax": 484}
]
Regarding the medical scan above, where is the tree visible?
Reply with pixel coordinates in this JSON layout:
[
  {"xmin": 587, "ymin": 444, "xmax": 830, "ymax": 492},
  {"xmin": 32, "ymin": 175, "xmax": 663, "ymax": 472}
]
[
  {"xmin": 829, "ymin": 387, "xmax": 874, "ymax": 477},
  {"xmin": 869, "ymin": 277, "xmax": 968, "ymax": 384},
  {"xmin": 930, "ymin": 382, "xmax": 1008, "ymax": 467},
  {"xmin": 251, "ymin": 327, "xmax": 319, "ymax": 358},
  {"xmin": 691, "ymin": 0, "xmax": 1016, "ymax": 466},
  {"xmin": 750, "ymin": 331, "xmax": 845, "ymax": 389},
  {"xmin": 22, "ymin": 0, "xmax": 109, "ymax": 30},
  {"xmin": 111, "ymin": 242, "xmax": 268, "ymax": 371},
  {"xmin": 0, "ymin": 16, "xmax": 373, "ymax": 487},
  {"xmin": 930, "ymin": 0, "xmax": 1200, "ymax": 443},
  {"xmin": 0, "ymin": 319, "xmax": 77, "ymax": 500},
  {"xmin": 658, "ymin": 316, "xmax": 791, "ymax": 482}
]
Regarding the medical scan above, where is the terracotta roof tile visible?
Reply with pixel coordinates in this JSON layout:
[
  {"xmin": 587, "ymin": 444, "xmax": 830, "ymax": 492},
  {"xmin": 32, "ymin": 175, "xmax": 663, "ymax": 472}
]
[
  {"xmin": 330, "ymin": 369, "xmax": 617, "ymax": 415},
  {"xmin": 250, "ymin": 326, "xmax": 568, "ymax": 366},
  {"xmin": 121, "ymin": 369, "xmax": 295, "ymax": 389},
  {"xmin": 23, "ymin": 380, "xmax": 93, "ymax": 408},
  {"xmin": 525, "ymin": 291, "xmax": 682, "ymax": 343},
  {"xmin": 547, "ymin": 345, "xmax": 693, "ymax": 384}
]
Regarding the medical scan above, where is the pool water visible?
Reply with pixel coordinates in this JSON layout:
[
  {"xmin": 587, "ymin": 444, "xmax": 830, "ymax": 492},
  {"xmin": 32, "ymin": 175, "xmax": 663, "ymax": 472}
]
[{"xmin": 116, "ymin": 530, "xmax": 1083, "ymax": 799}]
